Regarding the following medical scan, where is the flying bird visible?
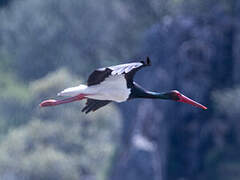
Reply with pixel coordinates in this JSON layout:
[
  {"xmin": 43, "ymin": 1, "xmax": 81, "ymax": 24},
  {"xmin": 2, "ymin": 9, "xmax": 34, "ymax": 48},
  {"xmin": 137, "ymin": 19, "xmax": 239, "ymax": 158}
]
[{"xmin": 40, "ymin": 57, "xmax": 207, "ymax": 113}]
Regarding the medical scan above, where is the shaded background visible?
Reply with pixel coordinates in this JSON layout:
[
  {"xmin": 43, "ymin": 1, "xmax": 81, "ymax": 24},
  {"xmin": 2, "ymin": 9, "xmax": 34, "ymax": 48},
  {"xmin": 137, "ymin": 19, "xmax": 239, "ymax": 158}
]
[{"xmin": 0, "ymin": 0, "xmax": 240, "ymax": 180}]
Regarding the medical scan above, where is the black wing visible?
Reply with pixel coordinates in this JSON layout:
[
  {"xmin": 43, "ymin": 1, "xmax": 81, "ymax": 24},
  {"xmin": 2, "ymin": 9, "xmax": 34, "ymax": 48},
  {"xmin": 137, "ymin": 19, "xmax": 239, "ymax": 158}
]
[
  {"xmin": 87, "ymin": 68, "xmax": 112, "ymax": 86},
  {"xmin": 123, "ymin": 57, "xmax": 151, "ymax": 87},
  {"xmin": 81, "ymin": 99, "xmax": 111, "ymax": 114},
  {"xmin": 87, "ymin": 57, "xmax": 151, "ymax": 87}
]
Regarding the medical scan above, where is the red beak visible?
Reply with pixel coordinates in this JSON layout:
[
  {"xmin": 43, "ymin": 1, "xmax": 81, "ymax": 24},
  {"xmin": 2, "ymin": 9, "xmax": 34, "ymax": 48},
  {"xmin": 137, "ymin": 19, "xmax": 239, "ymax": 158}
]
[{"xmin": 178, "ymin": 94, "xmax": 207, "ymax": 110}]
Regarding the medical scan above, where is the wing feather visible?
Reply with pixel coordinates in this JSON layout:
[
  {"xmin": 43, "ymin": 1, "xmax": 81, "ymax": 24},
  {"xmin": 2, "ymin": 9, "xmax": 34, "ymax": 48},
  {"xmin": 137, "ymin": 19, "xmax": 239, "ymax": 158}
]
[
  {"xmin": 81, "ymin": 99, "xmax": 111, "ymax": 114},
  {"xmin": 87, "ymin": 68, "xmax": 112, "ymax": 86},
  {"xmin": 87, "ymin": 57, "xmax": 151, "ymax": 87}
]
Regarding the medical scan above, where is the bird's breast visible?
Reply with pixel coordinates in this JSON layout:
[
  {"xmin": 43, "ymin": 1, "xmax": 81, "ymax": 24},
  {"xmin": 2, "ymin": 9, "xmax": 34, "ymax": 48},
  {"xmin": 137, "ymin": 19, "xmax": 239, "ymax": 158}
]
[
  {"xmin": 86, "ymin": 75, "xmax": 131, "ymax": 102},
  {"xmin": 86, "ymin": 87, "xmax": 131, "ymax": 102}
]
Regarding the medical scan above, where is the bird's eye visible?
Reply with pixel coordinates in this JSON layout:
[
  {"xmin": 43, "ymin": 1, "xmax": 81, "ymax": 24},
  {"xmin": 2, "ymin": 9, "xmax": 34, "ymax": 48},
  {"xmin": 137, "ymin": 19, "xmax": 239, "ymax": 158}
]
[{"xmin": 170, "ymin": 90, "xmax": 181, "ymax": 101}]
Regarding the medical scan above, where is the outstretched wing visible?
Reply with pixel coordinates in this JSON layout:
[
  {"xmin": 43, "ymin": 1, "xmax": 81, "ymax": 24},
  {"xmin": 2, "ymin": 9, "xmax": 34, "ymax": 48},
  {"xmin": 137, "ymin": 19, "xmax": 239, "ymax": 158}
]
[
  {"xmin": 82, "ymin": 99, "xmax": 111, "ymax": 114},
  {"xmin": 87, "ymin": 57, "xmax": 151, "ymax": 87}
]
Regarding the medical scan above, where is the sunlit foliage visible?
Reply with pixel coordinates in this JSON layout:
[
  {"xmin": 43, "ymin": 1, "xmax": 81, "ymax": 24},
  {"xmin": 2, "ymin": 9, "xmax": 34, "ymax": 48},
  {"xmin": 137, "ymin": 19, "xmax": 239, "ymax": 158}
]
[{"xmin": 0, "ymin": 0, "xmax": 240, "ymax": 180}]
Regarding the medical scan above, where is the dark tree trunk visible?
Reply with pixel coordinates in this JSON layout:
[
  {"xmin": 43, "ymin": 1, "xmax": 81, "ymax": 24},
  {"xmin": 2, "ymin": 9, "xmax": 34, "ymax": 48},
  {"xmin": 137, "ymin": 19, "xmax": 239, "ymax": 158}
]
[{"xmin": 110, "ymin": 4, "xmax": 238, "ymax": 178}]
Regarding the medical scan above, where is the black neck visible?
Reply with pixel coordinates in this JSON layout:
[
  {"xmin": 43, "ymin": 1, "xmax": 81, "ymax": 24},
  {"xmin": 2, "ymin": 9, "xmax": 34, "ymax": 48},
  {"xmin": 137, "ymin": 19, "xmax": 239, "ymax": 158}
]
[{"xmin": 128, "ymin": 83, "xmax": 171, "ymax": 100}]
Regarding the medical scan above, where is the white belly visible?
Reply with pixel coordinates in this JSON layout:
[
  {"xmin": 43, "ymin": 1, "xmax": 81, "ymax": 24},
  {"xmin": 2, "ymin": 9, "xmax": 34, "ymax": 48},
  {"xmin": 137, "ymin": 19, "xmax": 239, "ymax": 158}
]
[
  {"xmin": 86, "ymin": 75, "xmax": 131, "ymax": 102},
  {"xmin": 58, "ymin": 75, "xmax": 131, "ymax": 102},
  {"xmin": 86, "ymin": 87, "xmax": 130, "ymax": 102}
]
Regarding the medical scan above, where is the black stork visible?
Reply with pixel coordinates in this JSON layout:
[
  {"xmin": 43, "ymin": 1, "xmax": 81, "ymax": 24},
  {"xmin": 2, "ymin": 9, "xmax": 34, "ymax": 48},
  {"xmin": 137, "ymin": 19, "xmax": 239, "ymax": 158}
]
[{"xmin": 40, "ymin": 57, "xmax": 207, "ymax": 113}]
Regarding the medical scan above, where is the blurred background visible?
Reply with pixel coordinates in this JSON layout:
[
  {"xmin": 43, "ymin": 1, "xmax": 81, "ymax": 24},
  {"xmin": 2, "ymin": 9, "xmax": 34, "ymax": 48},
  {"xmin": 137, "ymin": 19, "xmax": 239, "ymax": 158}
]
[{"xmin": 0, "ymin": 0, "xmax": 239, "ymax": 180}]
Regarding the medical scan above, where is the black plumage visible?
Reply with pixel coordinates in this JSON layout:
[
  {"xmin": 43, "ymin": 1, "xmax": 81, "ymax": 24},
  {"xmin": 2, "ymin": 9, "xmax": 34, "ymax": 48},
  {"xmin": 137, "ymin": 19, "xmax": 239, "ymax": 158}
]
[
  {"xmin": 40, "ymin": 56, "xmax": 207, "ymax": 112},
  {"xmin": 87, "ymin": 57, "xmax": 151, "ymax": 87},
  {"xmin": 81, "ymin": 99, "xmax": 111, "ymax": 114},
  {"xmin": 81, "ymin": 57, "xmax": 151, "ymax": 113}
]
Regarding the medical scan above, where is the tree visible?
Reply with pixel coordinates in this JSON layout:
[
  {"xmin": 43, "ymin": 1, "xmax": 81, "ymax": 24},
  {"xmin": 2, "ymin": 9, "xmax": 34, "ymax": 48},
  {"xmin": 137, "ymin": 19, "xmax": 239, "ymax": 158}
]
[{"xmin": 0, "ymin": 68, "xmax": 122, "ymax": 180}]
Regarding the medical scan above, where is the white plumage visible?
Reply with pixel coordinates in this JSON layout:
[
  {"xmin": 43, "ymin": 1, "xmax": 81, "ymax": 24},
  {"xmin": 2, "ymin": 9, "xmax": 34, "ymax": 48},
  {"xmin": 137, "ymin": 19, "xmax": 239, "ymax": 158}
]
[
  {"xmin": 58, "ymin": 74, "xmax": 131, "ymax": 102},
  {"xmin": 40, "ymin": 57, "xmax": 152, "ymax": 113},
  {"xmin": 40, "ymin": 57, "xmax": 207, "ymax": 113},
  {"xmin": 109, "ymin": 62, "xmax": 142, "ymax": 75}
]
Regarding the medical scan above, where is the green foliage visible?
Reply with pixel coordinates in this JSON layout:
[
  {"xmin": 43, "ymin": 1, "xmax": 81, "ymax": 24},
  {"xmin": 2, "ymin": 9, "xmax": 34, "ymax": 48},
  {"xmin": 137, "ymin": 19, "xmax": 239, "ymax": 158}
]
[
  {"xmin": 30, "ymin": 68, "xmax": 80, "ymax": 100},
  {"xmin": 0, "ymin": 0, "xmax": 151, "ymax": 80},
  {"xmin": 0, "ymin": 51, "xmax": 30, "ymax": 132},
  {"xmin": 0, "ymin": 68, "xmax": 122, "ymax": 180},
  {"xmin": 0, "ymin": 115, "xmax": 121, "ymax": 180},
  {"xmin": 0, "ymin": 73, "xmax": 29, "ymax": 101},
  {"xmin": 0, "ymin": 0, "xmax": 240, "ymax": 180}
]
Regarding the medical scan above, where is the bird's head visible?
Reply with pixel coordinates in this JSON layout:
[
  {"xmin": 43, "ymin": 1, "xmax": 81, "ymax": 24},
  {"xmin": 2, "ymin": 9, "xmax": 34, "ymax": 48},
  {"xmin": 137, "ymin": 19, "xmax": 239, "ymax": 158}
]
[{"xmin": 167, "ymin": 90, "xmax": 207, "ymax": 110}]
